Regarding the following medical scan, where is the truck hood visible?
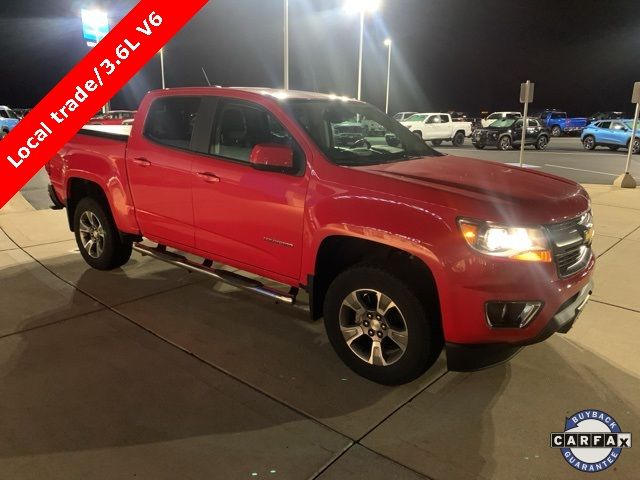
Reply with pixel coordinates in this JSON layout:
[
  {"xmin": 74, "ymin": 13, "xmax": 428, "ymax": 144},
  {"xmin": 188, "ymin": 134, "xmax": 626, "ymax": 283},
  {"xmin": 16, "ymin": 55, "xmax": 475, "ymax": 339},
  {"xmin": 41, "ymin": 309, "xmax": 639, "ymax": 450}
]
[{"xmin": 354, "ymin": 155, "xmax": 589, "ymax": 225}]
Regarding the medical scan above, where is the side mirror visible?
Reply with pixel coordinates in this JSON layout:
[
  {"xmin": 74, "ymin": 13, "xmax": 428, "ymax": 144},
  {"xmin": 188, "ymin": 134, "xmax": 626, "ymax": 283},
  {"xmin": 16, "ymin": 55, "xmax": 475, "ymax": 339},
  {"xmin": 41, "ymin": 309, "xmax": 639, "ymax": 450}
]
[{"xmin": 249, "ymin": 143, "xmax": 295, "ymax": 173}]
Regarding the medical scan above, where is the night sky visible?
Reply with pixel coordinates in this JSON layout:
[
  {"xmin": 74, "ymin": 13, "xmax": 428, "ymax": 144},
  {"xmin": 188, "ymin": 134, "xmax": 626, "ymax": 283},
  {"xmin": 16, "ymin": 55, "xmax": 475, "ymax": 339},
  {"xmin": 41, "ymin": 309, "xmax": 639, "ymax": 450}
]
[{"xmin": 0, "ymin": 0, "xmax": 639, "ymax": 116}]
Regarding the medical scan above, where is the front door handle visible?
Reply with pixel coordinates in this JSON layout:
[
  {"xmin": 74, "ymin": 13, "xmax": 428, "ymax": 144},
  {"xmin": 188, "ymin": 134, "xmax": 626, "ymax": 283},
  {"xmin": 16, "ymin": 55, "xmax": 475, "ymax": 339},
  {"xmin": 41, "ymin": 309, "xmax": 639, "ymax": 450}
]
[
  {"xmin": 197, "ymin": 172, "xmax": 220, "ymax": 183},
  {"xmin": 132, "ymin": 157, "xmax": 151, "ymax": 167}
]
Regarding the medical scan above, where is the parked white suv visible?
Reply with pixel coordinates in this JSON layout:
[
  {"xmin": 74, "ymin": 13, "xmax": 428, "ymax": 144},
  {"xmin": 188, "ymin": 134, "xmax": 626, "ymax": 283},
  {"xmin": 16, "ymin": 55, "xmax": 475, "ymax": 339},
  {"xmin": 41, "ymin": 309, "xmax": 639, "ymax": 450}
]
[
  {"xmin": 401, "ymin": 113, "xmax": 472, "ymax": 147},
  {"xmin": 481, "ymin": 111, "xmax": 522, "ymax": 128}
]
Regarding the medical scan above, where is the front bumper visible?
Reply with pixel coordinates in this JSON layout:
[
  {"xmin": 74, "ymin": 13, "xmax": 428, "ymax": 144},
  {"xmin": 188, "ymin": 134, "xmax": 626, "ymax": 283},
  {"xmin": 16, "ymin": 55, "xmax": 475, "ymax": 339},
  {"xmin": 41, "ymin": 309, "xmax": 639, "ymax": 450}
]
[
  {"xmin": 471, "ymin": 132, "xmax": 500, "ymax": 146},
  {"xmin": 446, "ymin": 280, "xmax": 593, "ymax": 371}
]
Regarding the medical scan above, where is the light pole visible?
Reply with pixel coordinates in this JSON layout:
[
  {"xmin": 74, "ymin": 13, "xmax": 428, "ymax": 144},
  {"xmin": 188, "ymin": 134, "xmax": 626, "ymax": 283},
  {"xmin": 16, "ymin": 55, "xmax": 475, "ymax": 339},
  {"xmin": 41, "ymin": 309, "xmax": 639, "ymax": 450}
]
[
  {"xmin": 384, "ymin": 38, "xmax": 392, "ymax": 113},
  {"xmin": 344, "ymin": 0, "xmax": 382, "ymax": 100},
  {"xmin": 81, "ymin": 9, "xmax": 109, "ymax": 113},
  {"xmin": 284, "ymin": 0, "xmax": 290, "ymax": 90},
  {"xmin": 160, "ymin": 48, "xmax": 166, "ymax": 89}
]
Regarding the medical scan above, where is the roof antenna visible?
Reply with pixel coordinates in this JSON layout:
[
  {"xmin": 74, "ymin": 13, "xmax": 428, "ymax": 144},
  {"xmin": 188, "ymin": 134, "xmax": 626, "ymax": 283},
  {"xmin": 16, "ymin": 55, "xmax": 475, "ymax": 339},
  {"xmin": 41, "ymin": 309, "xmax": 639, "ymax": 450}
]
[{"xmin": 201, "ymin": 67, "xmax": 212, "ymax": 87}]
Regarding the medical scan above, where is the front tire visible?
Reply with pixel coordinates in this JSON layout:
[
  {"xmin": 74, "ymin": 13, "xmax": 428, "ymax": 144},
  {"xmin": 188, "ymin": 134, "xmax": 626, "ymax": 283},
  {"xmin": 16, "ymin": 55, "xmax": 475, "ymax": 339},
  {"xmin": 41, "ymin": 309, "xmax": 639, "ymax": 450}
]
[
  {"xmin": 323, "ymin": 264, "xmax": 442, "ymax": 385},
  {"xmin": 452, "ymin": 131, "xmax": 465, "ymax": 147},
  {"xmin": 74, "ymin": 197, "xmax": 132, "ymax": 271},
  {"xmin": 551, "ymin": 126, "xmax": 562, "ymax": 137},
  {"xmin": 498, "ymin": 135, "xmax": 512, "ymax": 151},
  {"xmin": 582, "ymin": 135, "xmax": 596, "ymax": 150}
]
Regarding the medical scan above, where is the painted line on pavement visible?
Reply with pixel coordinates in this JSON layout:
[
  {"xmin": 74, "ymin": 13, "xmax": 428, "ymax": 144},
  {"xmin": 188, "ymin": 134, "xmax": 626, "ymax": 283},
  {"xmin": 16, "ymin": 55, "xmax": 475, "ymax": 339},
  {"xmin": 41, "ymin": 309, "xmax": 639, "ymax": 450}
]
[{"xmin": 544, "ymin": 164, "xmax": 619, "ymax": 177}]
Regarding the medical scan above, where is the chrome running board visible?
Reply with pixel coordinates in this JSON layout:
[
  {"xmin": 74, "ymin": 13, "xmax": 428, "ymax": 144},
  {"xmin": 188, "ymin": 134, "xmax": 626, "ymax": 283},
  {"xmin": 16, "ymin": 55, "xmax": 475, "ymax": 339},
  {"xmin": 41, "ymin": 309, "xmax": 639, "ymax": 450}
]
[{"xmin": 133, "ymin": 243, "xmax": 296, "ymax": 305}]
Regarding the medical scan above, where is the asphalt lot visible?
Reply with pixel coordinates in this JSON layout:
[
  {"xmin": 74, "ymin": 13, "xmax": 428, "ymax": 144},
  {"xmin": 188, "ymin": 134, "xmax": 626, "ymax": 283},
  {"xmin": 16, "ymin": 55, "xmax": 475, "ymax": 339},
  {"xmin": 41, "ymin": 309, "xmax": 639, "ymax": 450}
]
[{"xmin": 437, "ymin": 136, "xmax": 640, "ymax": 185}]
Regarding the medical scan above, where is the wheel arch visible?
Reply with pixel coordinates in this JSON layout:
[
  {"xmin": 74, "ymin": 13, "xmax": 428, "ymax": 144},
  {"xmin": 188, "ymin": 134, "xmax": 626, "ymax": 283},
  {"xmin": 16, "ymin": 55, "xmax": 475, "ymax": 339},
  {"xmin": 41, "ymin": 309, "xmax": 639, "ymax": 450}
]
[
  {"xmin": 66, "ymin": 177, "xmax": 141, "ymax": 242},
  {"xmin": 309, "ymin": 235, "xmax": 442, "ymax": 328}
]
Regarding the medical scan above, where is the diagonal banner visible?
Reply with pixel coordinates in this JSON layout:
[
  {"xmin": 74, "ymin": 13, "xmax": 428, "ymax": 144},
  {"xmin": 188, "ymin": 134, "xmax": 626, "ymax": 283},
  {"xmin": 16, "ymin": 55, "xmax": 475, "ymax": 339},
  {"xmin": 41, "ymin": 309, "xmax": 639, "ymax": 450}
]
[{"xmin": 0, "ymin": 0, "xmax": 209, "ymax": 209}]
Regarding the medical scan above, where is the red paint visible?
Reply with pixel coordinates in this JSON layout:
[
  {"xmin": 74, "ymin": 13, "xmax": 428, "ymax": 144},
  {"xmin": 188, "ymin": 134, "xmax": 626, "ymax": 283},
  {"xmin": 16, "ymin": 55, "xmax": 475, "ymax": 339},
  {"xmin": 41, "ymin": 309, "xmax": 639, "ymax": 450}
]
[{"xmin": 48, "ymin": 87, "xmax": 595, "ymax": 346}]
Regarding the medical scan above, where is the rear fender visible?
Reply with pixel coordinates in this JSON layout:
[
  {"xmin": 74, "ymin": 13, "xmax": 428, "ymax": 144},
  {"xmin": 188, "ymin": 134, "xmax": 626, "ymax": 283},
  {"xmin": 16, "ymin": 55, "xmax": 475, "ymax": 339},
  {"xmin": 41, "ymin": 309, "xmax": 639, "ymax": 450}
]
[{"xmin": 63, "ymin": 145, "xmax": 140, "ymax": 235}]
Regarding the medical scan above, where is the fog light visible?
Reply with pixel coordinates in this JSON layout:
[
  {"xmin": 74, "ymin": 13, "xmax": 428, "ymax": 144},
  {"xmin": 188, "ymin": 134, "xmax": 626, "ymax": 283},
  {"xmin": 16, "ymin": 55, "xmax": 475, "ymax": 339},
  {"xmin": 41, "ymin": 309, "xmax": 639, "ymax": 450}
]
[{"xmin": 485, "ymin": 301, "xmax": 542, "ymax": 328}]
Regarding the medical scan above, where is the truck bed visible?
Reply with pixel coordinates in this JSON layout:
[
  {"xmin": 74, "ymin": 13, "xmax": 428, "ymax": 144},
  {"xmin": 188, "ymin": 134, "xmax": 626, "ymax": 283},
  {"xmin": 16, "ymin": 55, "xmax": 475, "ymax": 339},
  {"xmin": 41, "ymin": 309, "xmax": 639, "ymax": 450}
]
[{"xmin": 80, "ymin": 124, "xmax": 132, "ymax": 142}]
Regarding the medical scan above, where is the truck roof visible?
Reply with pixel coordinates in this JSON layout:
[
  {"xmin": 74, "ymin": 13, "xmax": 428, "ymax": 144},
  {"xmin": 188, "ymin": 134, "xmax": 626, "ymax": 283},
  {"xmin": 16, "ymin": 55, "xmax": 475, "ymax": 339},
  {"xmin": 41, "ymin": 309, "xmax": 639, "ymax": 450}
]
[{"xmin": 148, "ymin": 86, "xmax": 363, "ymax": 103}]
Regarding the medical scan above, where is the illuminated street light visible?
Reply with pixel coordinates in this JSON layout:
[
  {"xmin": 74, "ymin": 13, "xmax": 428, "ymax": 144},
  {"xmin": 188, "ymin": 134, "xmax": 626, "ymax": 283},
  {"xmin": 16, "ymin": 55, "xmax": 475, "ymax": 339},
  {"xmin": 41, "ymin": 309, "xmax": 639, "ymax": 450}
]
[
  {"xmin": 81, "ymin": 9, "xmax": 109, "ymax": 47},
  {"xmin": 384, "ymin": 38, "xmax": 392, "ymax": 113},
  {"xmin": 81, "ymin": 9, "xmax": 109, "ymax": 113},
  {"xmin": 344, "ymin": 0, "xmax": 382, "ymax": 100}
]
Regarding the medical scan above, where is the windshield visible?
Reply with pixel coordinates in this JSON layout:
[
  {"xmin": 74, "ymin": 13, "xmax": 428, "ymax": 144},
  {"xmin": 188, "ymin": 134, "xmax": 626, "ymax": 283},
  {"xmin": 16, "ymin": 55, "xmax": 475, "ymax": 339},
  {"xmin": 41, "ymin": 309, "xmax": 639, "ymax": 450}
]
[
  {"xmin": 283, "ymin": 100, "xmax": 438, "ymax": 166},
  {"xmin": 0, "ymin": 108, "xmax": 18, "ymax": 119},
  {"xmin": 405, "ymin": 114, "xmax": 427, "ymax": 122},
  {"xmin": 489, "ymin": 118, "xmax": 517, "ymax": 128}
]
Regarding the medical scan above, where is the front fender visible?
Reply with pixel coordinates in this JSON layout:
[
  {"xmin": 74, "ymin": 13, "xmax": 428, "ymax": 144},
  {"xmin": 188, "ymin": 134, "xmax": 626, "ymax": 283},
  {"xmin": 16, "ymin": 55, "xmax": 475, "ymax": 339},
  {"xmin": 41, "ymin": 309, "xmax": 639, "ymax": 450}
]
[{"xmin": 300, "ymin": 184, "xmax": 456, "ymax": 299}]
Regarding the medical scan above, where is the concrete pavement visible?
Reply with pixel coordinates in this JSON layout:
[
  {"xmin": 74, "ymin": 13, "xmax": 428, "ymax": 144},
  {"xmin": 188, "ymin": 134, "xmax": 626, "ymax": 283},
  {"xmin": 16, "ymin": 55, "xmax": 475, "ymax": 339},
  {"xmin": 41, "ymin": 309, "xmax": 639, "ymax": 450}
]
[{"xmin": 0, "ymin": 185, "xmax": 638, "ymax": 479}]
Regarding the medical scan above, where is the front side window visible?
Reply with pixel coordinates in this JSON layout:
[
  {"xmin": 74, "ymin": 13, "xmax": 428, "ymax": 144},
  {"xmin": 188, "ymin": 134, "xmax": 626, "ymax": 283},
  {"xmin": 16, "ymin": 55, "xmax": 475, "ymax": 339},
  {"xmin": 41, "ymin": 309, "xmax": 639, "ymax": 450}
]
[
  {"xmin": 283, "ymin": 99, "xmax": 437, "ymax": 166},
  {"xmin": 210, "ymin": 100, "xmax": 298, "ymax": 165},
  {"xmin": 427, "ymin": 116, "xmax": 442, "ymax": 124},
  {"xmin": 144, "ymin": 97, "xmax": 201, "ymax": 150},
  {"xmin": 599, "ymin": 121, "xmax": 612, "ymax": 129}
]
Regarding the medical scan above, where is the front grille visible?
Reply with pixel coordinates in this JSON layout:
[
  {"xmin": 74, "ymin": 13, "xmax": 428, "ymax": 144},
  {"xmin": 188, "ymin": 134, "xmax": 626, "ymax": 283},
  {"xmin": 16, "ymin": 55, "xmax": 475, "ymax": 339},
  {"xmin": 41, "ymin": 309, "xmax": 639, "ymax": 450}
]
[{"xmin": 546, "ymin": 212, "xmax": 593, "ymax": 278}]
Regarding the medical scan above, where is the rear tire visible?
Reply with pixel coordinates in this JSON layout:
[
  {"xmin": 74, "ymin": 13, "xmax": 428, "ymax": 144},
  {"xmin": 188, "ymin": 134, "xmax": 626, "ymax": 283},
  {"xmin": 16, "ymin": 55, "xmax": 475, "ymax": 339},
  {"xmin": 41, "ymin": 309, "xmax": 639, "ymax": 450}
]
[
  {"xmin": 74, "ymin": 197, "xmax": 132, "ymax": 271},
  {"xmin": 631, "ymin": 138, "xmax": 640, "ymax": 154},
  {"xmin": 582, "ymin": 135, "xmax": 596, "ymax": 150},
  {"xmin": 452, "ymin": 131, "xmax": 465, "ymax": 147},
  {"xmin": 431, "ymin": 139, "xmax": 442, "ymax": 147},
  {"xmin": 323, "ymin": 264, "xmax": 442, "ymax": 385}
]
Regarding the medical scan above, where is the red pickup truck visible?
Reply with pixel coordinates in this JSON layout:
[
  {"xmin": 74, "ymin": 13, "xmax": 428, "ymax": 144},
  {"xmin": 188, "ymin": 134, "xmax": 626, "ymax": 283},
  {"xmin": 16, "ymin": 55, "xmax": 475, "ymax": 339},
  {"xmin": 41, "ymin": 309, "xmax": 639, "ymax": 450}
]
[{"xmin": 46, "ymin": 87, "xmax": 595, "ymax": 385}]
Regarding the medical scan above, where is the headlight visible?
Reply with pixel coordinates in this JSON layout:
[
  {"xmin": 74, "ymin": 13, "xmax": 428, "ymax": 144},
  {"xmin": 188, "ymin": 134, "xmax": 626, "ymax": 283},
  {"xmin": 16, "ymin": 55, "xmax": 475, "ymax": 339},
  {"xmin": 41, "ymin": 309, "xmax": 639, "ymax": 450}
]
[{"xmin": 458, "ymin": 218, "xmax": 552, "ymax": 262}]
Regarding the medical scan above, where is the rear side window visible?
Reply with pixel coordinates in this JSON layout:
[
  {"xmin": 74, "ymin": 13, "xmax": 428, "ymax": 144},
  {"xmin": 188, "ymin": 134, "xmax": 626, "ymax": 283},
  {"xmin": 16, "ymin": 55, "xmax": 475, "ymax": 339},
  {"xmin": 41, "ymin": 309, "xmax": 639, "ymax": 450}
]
[{"xmin": 144, "ymin": 97, "xmax": 202, "ymax": 150}]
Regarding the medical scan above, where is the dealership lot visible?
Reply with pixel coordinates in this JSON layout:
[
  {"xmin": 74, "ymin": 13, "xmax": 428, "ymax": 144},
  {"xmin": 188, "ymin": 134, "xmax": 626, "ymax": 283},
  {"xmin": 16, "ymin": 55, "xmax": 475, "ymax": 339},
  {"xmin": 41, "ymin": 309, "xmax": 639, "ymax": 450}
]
[
  {"xmin": 1, "ymin": 183, "xmax": 639, "ymax": 479},
  {"xmin": 438, "ymin": 137, "xmax": 640, "ymax": 185}
]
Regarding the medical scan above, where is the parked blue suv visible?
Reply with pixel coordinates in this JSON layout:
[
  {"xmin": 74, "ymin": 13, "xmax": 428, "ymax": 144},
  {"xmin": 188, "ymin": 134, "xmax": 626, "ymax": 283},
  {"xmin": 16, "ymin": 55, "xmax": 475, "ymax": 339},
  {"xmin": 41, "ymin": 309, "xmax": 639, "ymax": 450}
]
[{"xmin": 581, "ymin": 119, "xmax": 640, "ymax": 154}]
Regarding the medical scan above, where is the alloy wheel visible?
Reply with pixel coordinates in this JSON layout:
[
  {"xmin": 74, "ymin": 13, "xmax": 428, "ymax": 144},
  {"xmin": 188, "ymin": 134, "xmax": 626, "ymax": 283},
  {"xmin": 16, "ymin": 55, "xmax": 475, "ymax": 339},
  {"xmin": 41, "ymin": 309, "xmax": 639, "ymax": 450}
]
[
  {"xmin": 339, "ymin": 289, "xmax": 409, "ymax": 366},
  {"xmin": 78, "ymin": 211, "xmax": 105, "ymax": 259}
]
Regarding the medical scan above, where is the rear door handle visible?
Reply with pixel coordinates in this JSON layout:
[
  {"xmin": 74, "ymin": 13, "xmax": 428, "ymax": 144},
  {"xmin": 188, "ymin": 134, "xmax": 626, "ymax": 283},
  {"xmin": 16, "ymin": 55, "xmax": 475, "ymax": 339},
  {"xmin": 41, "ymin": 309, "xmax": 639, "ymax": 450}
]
[
  {"xmin": 132, "ymin": 157, "xmax": 151, "ymax": 167},
  {"xmin": 197, "ymin": 172, "xmax": 220, "ymax": 183}
]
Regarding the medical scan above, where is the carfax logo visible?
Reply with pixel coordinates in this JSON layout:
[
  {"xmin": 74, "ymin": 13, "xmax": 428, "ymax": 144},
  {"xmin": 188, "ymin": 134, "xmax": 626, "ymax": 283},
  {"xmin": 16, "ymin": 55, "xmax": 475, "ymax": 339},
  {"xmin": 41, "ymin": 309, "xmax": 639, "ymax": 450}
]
[{"xmin": 550, "ymin": 409, "xmax": 632, "ymax": 473}]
